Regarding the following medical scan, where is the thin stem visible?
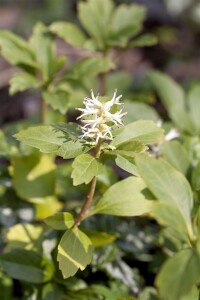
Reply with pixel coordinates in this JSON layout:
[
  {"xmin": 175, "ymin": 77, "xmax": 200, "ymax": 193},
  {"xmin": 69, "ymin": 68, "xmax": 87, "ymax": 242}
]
[
  {"xmin": 40, "ymin": 97, "xmax": 47, "ymax": 124},
  {"xmin": 73, "ymin": 142, "xmax": 102, "ymax": 227},
  {"xmin": 40, "ymin": 81, "xmax": 50, "ymax": 124},
  {"xmin": 99, "ymin": 72, "xmax": 107, "ymax": 96},
  {"xmin": 73, "ymin": 176, "xmax": 97, "ymax": 227},
  {"xmin": 99, "ymin": 51, "xmax": 109, "ymax": 96}
]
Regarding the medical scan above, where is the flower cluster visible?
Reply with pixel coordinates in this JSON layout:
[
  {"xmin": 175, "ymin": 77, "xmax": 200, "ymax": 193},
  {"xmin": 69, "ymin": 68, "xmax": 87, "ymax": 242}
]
[{"xmin": 77, "ymin": 90, "xmax": 127, "ymax": 144}]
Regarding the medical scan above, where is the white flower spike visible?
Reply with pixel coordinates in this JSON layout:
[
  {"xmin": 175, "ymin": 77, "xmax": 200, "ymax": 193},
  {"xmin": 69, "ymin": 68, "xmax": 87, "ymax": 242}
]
[{"xmin": 77, "ymin": 90, "xmax": 127, "ymax": 145}]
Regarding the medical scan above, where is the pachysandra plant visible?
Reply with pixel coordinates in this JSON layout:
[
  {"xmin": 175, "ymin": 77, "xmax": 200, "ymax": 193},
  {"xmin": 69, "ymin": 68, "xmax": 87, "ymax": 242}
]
[
  {"xmin": 15, "ymin": 90, "xmax": 163, "ymax": 279},
  {"xmin": 4, "ymin": 1, "xmax": 200, "ymax": 299}
]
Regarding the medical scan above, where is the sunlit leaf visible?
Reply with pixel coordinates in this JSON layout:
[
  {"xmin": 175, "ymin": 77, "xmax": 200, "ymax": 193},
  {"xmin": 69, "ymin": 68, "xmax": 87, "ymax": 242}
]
[
  {"xmin": 35, "ymin": 196, "xmax": 63, "ymax": 219},
  {"xmin": 82, "ymin": 229, "xmax": 116, "ymax": 247},
  {"xmin": 11, "ymin": 153, "xmax": 56, "ymax": 202},
  {"xmin": 5, "ymin": 223, "xmax": 43, "ymax": 252},
  {"xmin": 45, "ymin": 212, "xmax": 74, "ymax": 230},
  {"xmin": 72, "ymin": 154, "xmax": 103, "ymax": 186},
  {"xmin": 111, "ymin": 120, "xmax": 164, "ymax": 147},
  {"xmin": 92, "ymin": 177, "xmax": 153, "ymax": 216},
  {"xmin": 15, "ymin": 125, "xmax": 91, "ymax": 158},
  {"xmin": 57, "ymin": 227, "xmax": 93, "ymax": 278},
  {"xmin": 114, "ymin": 140, "xmax": 148, "ymax": 157}
]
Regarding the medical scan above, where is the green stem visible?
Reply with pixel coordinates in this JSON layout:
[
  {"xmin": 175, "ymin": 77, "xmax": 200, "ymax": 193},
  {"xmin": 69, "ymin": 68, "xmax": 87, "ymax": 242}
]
[
  {"xmin": 99, "ymin": 72, "xmax": 107, "ymax": 96},
  {"xmin": 99, "ymin": 51, "xmax": 109, "ymax": 95},
  {"xmin": 73, "ymin": 142, "xmax": 102, "ymax": 227},
  {"xmin": 40, "ymin": 97, "xmax": 47, "ymax": 124}
]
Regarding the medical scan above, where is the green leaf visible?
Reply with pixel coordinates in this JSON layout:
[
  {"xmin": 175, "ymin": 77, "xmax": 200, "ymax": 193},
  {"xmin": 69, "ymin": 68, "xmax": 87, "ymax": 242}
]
[
  {"xmin": 29, "ymin": 22, "xmax": 55, "ymax": 79},
  {"xmin": 0, "ymin": 130, "xmax": 18, "ymax": 157},
  {"xmin": 72, "ymin": 154, "xmax": 103, "ymax": 186},
  {"xmin": 93, "ymin": 283, "xmax": 129, "ymax": 300},
  {"xmin": 57, "ymin": 227, "xmax": 93, "ymax": 278},
  {"xmin": 0, "ymin": 30, "xmax": 36, "ymax": 69},
  {"xmin": 118, "ymin": 298, "xmax": 136, "ymax": 300},
  {"xmin": 149, "ymin": 71, "xmax": 194, "ymax": 134},
  {"xmin": 111, "ymin": 120, "xmax": 164, "ymax": 147},
  {"xmin": 43, "ymin": 89, "xmax": 70, "ymax": 114},
  {"xmin": 1, "ymin": 249, "xmax": 54, "ymax": 283},
  {"xmin": 42, "ymin": 283, "xmax": 63, "ymax": 300},
  {"xmin": 15, "ymin": 125, "xmax": 66, "ymax": 152},
  {"xmin": 63, "ymin": 284, "xmax": 122, "ymax": 300},
  {"xmin": 50, "ymin": 22, "xmax": 87, "ymax": 47},
  {"xmin": 111, "ymin": 4, "xmax": 145, "ymax": 33},
  {"xmin": 50, "ymin": 55, "xmax": 66, "ymax": 75},
  {"xmin": 82, "ymin": 229, "xmax": 116, "ymax": 247},
  {"xmin": 109, "ymin": 27, "xmax": 141, "ymax": 48},
  {"xmin": 57, "ymin": 140, "xmax": 91, "ymax": 159},
  {"xmin": 5, "ymin": 223, "xmax": 43, "ymax": 252},
  {"xmin": 11, "ymin": 153, "xmax": 56, "ymax": 202},
  {"xmin": 66, "ymin": 57, "xmax": 114, "ymax": 79},
  {"xmin": 149, "ymin": 71, "xmax": 185, "ymax": 109},
  {"xmin": 115, "ymin": 155, "xmax": 139, "ymax": 176},
  {"xmin": 151, "ymin": 201, "xmax": 190, "ymax": 243},
  {"xmin": 0, "ymin": 271, "xmax": 13, "ymax": 300},
  {"xmin": 15, "ymin": 125, "xmax": 91, "ymax": 158},
  {"xmin": 92, "ymin": 177, "xmax": 153, "ymax": 216},
  {"xmin": 78, "ymin": 0, "xmax": 114, "ymax": 50},
  {"xmin": 53, "ymin": 122, "xmax": 83, "ymax": 140},
  {"xmin": 188, "ymin": 85, "xmax": 200, "ymax": 134},
  {"xmin": 139, "ymin": 287, "xmax": 160, "ymax": 300},
  {"xmin": 9, "ymin": 72, "xmax": 41, "ymax": 95},
  {"xmin": 191, "ymin": 161, "xmax": 200, "ymax": 191},
  {"xmin": 34, "ymin": 196, "xmax": 63, "ymax": 219},
  {"xmin": 123, "ymin": 101, "xmax": 159, "ymax": 124},
  {"xmin": 114, "ymin": 139, "xmax": 148, "ymax": 157},
  {"xmin": 46, "ymin": 107, "xmax": 65, "ymax": 124},
  {"xmin": 45, "ymin": 212, "xmax": 74, "ymax": 230},
  {"xmin": 181, "ymin": 287, "xmax": 199, "ymax": 300},
  {"xmin": 156, "ymin": 248, "xmax": 200, "ymax": 300},
  {"xmin": 130, "ymin": 34, "xmax": 158, "ymax": 47},
  {"xmin": 171, "ymin": 108, "xmax": 194, "ymax": 135},
  {"xmin": 135, "ymin": 155, "xmax": 193, "ymax": 236},
  {"xmin": 110, "ymin": 4, "xmax": 145, "ymax": 46},
  {"xmin": 162, "ymin": 141, "xmax": 190, "ymax": 175}
]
